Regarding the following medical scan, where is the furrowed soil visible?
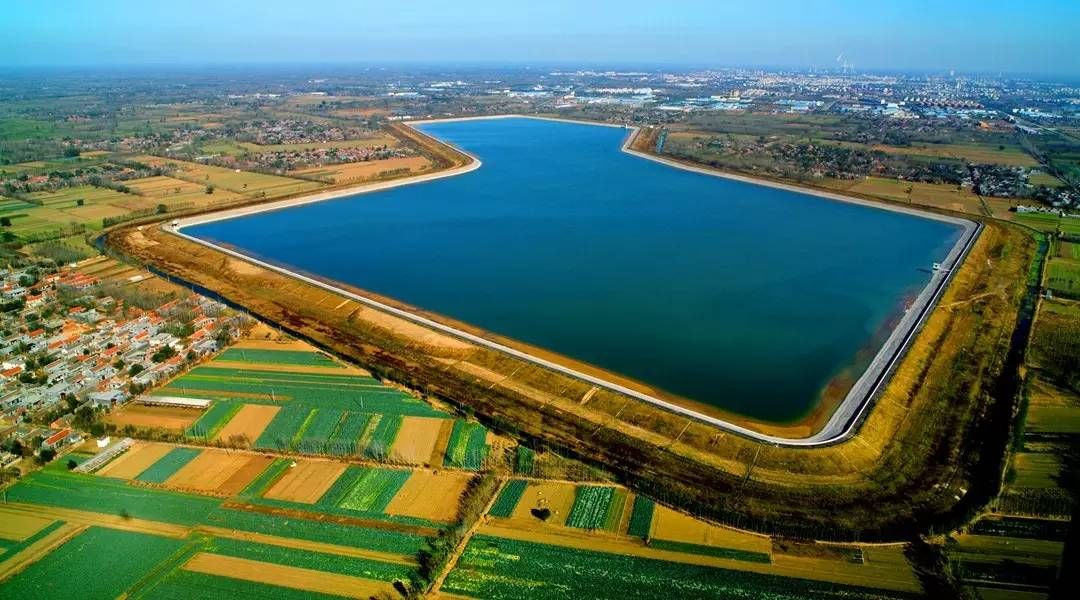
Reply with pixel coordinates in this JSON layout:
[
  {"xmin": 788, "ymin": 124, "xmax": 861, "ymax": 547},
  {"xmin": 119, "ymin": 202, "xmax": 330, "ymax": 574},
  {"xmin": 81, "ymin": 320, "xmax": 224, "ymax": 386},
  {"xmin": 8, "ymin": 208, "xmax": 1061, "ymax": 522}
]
[
  {"xmin": 106, "ymin": 404, "xmax": 202, "ymax": 432},
  {"xmin": 263, "ymin": 461, "xmax": 349, "ymax": 504},
  {"xmin": 388, "ymin": 416, "xmax": 446, "ymax": 465},
  {"xmin": 385, "ymin": 470, "xmax": 473, "ymax": 522},
  {"xmin": 213, "ymin": 404, "xmax": 280, "ymax": 444},
  {"xmin": 165, "ymin": 451, "xmax": 268, "ymax": 495},
  {"xmin": 107, "ymin": 142, "xmax": 1035, "ymax": 539},
  {"xmin": 183, "ymin": 552, "xmax": 395, "ymax": 597}
]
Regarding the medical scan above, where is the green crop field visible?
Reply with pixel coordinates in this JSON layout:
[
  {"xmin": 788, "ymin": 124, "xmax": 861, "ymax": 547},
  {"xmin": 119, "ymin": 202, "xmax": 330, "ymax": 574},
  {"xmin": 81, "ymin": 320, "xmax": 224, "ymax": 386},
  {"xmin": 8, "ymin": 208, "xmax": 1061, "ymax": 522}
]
[
  {"xmin": 1058, "ymin": 241, "xmax": 1080, "ymax": 260},
  {"xmin": 970, "ymin": 517, "xmax": 1070, "ymax": 541},
  {"xmin": 626, "ymin": 496, "xmax": 655, "ymax": 538},
  {"xmin": 443, "ymin": 535, "xmax": 916, "ymax": 600},
  {"xmin": 514, "ymin": 446, "xmax": 535, "ymax": 475},
  {"xmin": 217, "ymin": 348, "xmax": 342, "ymax": 367},
  {"xmin": 239, "ymin": 458, "xmax": 291, "ymax": 498},
  {"xmin": 0, "ymin": 527, "xmax": 184, "ymax": 599},
  {"xmin": 362, "ymin": 415, "xmax": 402, "ymax": 459},
  {"xmin": 5, "ymin": 470, "xmax": 221, "ymax": 525},
  {"xmin": 140, "ymin": 570, "xmax": 347, "ymax": 600},
  {"xmin": 206, "ymin": 536, "xmax": 412, "ymax": 581},
  {"xmin": 205, "ymin": 507, "xmax": 425, "ymax": 555},
  {"xmin": 337, "ymin": 468, "xmax": 410, "ymax": 512},
  {"xmin": 185, "ymin": 401, "xmax": 242, "ymax": 439},
  {"xmin": 137, "ymin": 447, "xmax": 203, "ymax": 484},
  {"xmin": 489, "ymin": 479, "xmax": 527, "ymax": 518},
  {"xmin": 163, "ymin": 366, "xmax": 443, "ymax": 416},
  {"xmin": 326, "ymin": 412, "xmax": 371, "ymax": 455},
  {"xmin": 649, "ymin": 539, "xmax": 772, "ymax": 563},
  {"xmin": 1014, "ymin": 212, "xmax": 1062, "ymax": 232},
  {"xmin": 602, "ymin": 488, "xmax": 628, "ymax": 532},
  {"xmin": 317, "ymin": 465, "xmax": 367, "ymax": 506},
  {"xmin": 443, "ymin": 421, "xmax": 489, "ymax": 470},
  {"xmin": 1047, "ymin": 260, "xmax": 1080, "ymax": 298},
  {"xmin": 566, "ymin": 486, "xmax": 615, "ymax": 530},
  {"xmin": 255, "ymin": 404, "xmax": 311, "ymax": 450},
  {"xmin": 294, "ymin": 408, "xmax": 345, "ymax": 454}
]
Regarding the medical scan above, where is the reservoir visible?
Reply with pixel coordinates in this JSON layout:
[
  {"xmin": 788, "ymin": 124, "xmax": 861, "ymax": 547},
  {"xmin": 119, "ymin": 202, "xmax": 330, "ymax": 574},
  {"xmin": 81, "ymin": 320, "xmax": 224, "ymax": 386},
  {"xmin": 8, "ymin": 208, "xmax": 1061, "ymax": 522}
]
[{"xmin": 186, "ymin": 117, "xmax": 962, "ymax": 424}]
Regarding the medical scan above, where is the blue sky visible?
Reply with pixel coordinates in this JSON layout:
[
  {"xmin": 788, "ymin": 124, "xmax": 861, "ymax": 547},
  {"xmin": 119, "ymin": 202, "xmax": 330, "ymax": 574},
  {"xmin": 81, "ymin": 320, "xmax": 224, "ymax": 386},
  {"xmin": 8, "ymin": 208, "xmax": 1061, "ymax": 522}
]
[{"xmin": 4, "ymin": 0, "xmax": 1079, "ymax": 76}]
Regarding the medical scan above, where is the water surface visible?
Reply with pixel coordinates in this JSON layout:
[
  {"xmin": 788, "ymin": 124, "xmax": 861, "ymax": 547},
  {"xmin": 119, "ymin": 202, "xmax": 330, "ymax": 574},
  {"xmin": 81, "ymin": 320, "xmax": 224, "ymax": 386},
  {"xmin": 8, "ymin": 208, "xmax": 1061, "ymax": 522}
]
[{"xmin": 188, "ymin": 118, "xmax": 960, "ymax": 423}]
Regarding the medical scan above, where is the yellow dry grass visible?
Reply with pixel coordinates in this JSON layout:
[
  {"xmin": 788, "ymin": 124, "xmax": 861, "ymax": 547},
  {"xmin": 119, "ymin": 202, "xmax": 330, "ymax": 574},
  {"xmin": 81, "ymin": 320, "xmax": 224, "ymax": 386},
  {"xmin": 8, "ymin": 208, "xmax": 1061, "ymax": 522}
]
[
  {"xmin": 385, "ymin": 470, "xmax": 473, "ymax": 522},
  {"xmin": 184, "ymin": 553, "xmax": 395, "ymax": 597},
  {"xmin": 388, "ymin": 416, "xmax": 446, "ymax": 465},
  {"xmin": 264, "ymin": 460, "xmax": 348, "ymax": 503},
  {"xmin": 96, "ymin": 442, "xmax": 174, "ymax": 479}
]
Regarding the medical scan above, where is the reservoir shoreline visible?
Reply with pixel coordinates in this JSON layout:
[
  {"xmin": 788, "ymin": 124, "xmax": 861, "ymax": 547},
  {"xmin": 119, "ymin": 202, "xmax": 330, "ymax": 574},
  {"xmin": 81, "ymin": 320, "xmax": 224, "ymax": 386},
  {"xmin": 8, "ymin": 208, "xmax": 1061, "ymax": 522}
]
[{"xmin": 167, "ymin": 115, "xmax": 980, "ymax": 446}]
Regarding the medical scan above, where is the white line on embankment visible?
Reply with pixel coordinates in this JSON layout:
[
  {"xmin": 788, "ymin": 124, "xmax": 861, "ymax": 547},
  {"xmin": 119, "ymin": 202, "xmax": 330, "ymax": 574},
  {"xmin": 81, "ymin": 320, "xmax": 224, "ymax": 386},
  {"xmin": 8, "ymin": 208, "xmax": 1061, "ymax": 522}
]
[{"xmin": 167, "ymin": 115, "xmax": 980, "ymax": 447}]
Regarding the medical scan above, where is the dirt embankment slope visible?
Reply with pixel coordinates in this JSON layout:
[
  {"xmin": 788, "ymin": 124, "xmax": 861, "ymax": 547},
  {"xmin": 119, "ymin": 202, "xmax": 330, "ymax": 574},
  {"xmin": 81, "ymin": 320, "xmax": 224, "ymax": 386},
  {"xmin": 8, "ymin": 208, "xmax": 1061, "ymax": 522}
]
[{"xmin": 107, "ymin": 214, "xmax": 1035, "ymax": 540}]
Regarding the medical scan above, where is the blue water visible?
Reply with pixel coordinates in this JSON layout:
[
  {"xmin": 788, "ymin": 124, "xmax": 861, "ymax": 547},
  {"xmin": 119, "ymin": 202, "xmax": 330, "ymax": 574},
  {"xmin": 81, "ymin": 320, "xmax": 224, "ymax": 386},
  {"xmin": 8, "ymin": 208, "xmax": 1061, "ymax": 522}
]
[{"xmin": 188, "ymin": 118, "xmax": 960, "ymax": 423}]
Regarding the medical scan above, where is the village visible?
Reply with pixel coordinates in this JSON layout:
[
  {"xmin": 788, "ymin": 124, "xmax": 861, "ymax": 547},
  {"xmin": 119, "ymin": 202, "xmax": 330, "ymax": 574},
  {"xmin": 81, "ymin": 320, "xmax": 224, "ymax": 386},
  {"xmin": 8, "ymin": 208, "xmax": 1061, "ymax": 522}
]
[{"xmin": 0, "ymin": 256, "xmax": 248, "ymax": 478}]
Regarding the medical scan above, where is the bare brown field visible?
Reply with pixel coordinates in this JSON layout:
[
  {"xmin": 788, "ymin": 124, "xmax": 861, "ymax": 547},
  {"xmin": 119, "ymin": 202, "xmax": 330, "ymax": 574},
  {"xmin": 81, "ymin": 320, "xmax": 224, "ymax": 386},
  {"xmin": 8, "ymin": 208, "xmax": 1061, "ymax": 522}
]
[
  {"xmin": 264, "ymin": 461, "xmax": 348, "ymax": 503},
  {"xmin": 650, "ymin": 505, "xmax": 773, "ymax": 554},
  {"xmin": 213, "ymin": 404, "xmax": 279, "ymax": 444},
  {"xmin": 184, "ymin": 553, "xmax": 395, "ymax": 598},
  {"xmin": 0, "ymin": 513, "xmax": 54, "ymax": 541},
  {"xmin": 165, "ymin": 451, "xmax": 267, "ymax": 495},
  {"xmin": 292, "ymin": 156, "xmax": 431, "ymax": 184},
  {"xmin": 0, "ymin": 522, "xmax": 86, "ymax": 582},
  {"xmin": 97, "ymin": 442, "xmax": 174, "ymax": 479},
  {"xmin": 106, "ymin": 403, "xmax": 202, "ymax": 432},
  {"xmin": 508, "ymin": 482, "xmax": 577, "ymax": 525},
  {"xmin": 388, "ymin": 416, "xmax": 446, "ymax": 465},
  {"xmin": 208, "ymin": 360, "xmax": 356, "ymax": 376},
  {"xmin": 385, "ymin": 470, "xmax": 473, "ymax": 522}
]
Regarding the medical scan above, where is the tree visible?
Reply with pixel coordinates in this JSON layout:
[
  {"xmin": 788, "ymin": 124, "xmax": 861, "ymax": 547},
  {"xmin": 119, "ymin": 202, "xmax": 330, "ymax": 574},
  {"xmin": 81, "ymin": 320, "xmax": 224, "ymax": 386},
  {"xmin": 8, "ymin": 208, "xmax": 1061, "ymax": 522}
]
[
  {"xmin": 128, "ymin": 364, "xmax": 145, "ymax": 376},
  {"xmin": 38, "ymin": 447, "xmax": 56, "ymax": 463},
  {"xmin": 152, "ymin": 345, "xmax": 177, "ymax": 362},
  {"xmin": 66, "ymin": 459, "xmax": 77, "ymax": 470},
  {"xmin": 156, "ymin": 204, "xmax": 168, "ymax": 214},
  {"xmin": 63, "ymin": 147, "xmax": 80, "ymax": 158},
  {"xmin": 205, "ymin": 185, "xmax": 215, "ymax": 195},
  {"xmin": 0, "ymin": 216, "xmax": 10, "ymax": 227}
]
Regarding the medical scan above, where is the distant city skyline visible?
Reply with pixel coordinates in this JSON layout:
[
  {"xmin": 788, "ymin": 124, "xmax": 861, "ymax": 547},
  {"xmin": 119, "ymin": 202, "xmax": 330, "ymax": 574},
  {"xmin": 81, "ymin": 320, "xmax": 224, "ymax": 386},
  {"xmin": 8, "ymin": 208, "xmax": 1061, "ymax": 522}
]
[{"xmin": 5, "ymin": 0, "xmax": 1080, "ymax": 77}]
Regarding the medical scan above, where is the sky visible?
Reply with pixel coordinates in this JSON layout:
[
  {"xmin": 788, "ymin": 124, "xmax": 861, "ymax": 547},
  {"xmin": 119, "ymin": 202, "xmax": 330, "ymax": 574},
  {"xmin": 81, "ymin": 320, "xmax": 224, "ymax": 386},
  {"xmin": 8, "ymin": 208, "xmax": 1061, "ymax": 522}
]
[{"xmin": 4, "ymin": 0, "xmax": 1079, "ymax": 76}]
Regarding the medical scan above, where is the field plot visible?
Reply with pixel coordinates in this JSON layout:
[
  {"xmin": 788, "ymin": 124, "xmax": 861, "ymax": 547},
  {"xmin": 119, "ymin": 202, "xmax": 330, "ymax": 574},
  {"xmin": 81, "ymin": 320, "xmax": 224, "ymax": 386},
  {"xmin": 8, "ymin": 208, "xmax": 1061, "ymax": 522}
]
[
  {"xmin": 254, "ymin": 403, "xmax": 312, "ymax": 451},
  {"xmin": 212, "ymin": 403, "xmax": 279, "ymax": 444},
  {"xmin": 565, "ymin": 485, "xmax": 616, "ymax": 530},
  {"xmin": 649, "ymin": 504, "xmax": 773, "ymax": 562},
  {"xmin": 218, "ymin": 347, "xmax": 342, "ymax": 368},
  {"xmin": 489, "ymin": 479, "xmax": 528, "ymax": 518},
  {"xmin": 362, "ymin": 414, "xmax": 403, "ymax": 459},
  {"xmin": 1011, "ymin": 452, "xmax": 1063, "ymax": 488},
  {"xmin": 204, "ymin": 536, "xmax": 411, "ymax": 584},
  {"xmin": 165, "ymin": 451, "xmax": 272, "ymax": 496},
  {"xmin": 0, "ymin": 513, "xmax": 54, "ymax": 542},
  {"xmin": 205, "ymin": 507, "xmax": 426, "ymax": 555},
  {"xmin": 0, "ymin": 526, "xmax": 184, "ymax": 599},
  {"xmin": 292, "ymin": 156, "xmax": 431, "ymax": 183},
  {"xmin": 443, "ymin": 535, "xmax": 916, "ymax": 600},
  {"xmin": 871, "ymin": 142, "xmax": 1038, "ymax": 167},
  {"xmin": 388, "ymin": 416, "xmax": 446, "ymax": 464},
  {"xmin": 337, "ymin": 468, "xmax": 411, "ymax": 512},
  {"xmin": 125, "ymin": 175, "xmax": 244, "ymax": 209},
  {"xmin": 97, "ymin": 441, "xmax": 174, "ymax": 479},
  {"xmin": 294, "ymin": 408, "xmax": 345, "ymax": 454},
  {"xmin": 508, "ymin": 481, "xmax": 578, "ymax": 525},
  {"xmin": 106, "ymin": 403, "xmax": 202, "ymax": 433},
  {"xmin": 626, "ymin": 496, "xmax": 656, "ymax": 538},
  {"xmin": 134, "ymin": 155, "xmax": 324, "ymax": 199},
  {"xmin": 385, "ymin": 470, "xmax": 473, "ymax": 522},
  {"xmin": 139, "ymin": 569, "xmax": 347, "ymax": 600},
  {"xmin": 1046, "ymin": 260, "xmax": 1080, "ymax": 297},
  {"xmin": 443, "ymin": 420, "xmax": 489, "ymax": 469},
  {"xmin": 137, "ymin": 447, "xmax": 203, "ymax": 484},
  {"xmin": 183, "ymin": 553, "xmax": 395, "ymax": 598},
  {"xmin": 185, "ymin": 401, "xmax": 242, "ymax": 440},
  {"xmin": 264, "ymin": 460, "xmax": 348, "ymax": 504}
]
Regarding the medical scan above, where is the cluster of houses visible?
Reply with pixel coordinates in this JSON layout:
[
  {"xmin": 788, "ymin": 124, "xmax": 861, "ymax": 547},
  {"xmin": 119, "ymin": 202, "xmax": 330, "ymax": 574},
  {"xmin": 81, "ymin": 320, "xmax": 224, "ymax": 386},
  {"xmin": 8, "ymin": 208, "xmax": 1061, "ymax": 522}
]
[{"xmin": 0, "ymin": 263, "xmax": 248, "ymax": 454}]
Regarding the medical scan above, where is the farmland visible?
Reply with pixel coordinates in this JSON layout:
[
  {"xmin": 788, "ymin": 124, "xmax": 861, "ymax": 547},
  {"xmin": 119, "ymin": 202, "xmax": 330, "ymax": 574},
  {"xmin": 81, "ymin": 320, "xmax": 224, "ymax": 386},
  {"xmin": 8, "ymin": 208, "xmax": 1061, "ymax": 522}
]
[
  {"xmin": 148, "ymin": 346, "xmax": 491, "ymax": 466},
  {"xmin": 443, "ymin": 535, "xmax": 917, "ymax": 600}
]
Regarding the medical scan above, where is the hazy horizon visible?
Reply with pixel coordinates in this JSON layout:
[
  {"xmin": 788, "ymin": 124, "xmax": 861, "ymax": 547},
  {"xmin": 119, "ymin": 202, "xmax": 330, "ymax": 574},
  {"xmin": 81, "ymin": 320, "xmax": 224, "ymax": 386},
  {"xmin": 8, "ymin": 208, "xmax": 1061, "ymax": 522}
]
[{"xmin": 5, "ymin": 0, "xmax": 1079, "ymax": 77}]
